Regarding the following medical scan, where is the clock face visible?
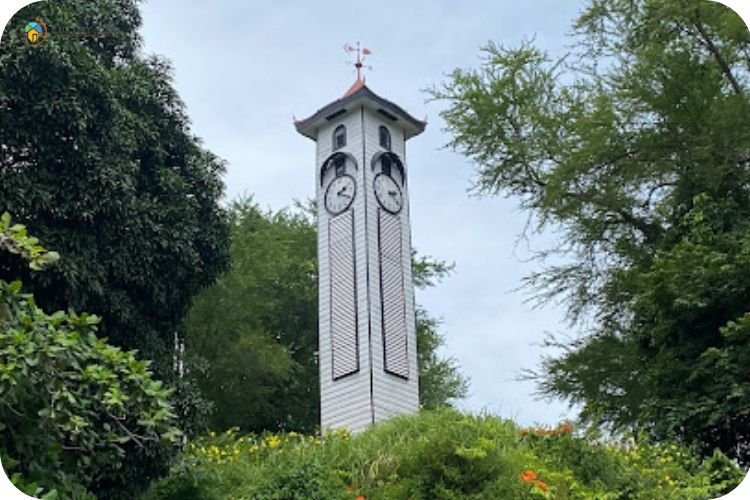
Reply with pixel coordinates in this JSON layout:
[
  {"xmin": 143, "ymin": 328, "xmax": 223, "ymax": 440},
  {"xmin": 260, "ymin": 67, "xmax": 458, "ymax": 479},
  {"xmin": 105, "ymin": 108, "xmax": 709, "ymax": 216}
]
[
  {"xmin": 373, "ymin": 173, "xmax": 403, "ymax": 214},
  {"xmin": 324, "ymin": 174, "xmax": 356, "ymax": 215}
]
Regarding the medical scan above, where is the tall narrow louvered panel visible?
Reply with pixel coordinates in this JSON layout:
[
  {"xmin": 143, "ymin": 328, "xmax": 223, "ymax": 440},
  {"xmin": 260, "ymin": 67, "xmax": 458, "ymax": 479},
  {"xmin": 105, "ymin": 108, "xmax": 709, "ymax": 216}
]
[
  {"xmin": 378, "ymin": 209, "xmax": 409, "ymax": 379},
  {"xmin": 329, "ymin": 210, "xmax": 359, "ymax": 380}
]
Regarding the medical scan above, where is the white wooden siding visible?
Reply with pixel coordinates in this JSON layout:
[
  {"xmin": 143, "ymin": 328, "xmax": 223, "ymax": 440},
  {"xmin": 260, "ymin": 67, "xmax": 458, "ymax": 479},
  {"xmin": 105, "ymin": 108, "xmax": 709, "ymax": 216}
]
[
  {"xmin": 363, "ymin": 111, "xmax": 420, "ymax": 421},
  {"xmin": 318, "ymin": 104, "xmax": 419, "ymax": 433},
  {"xmin": 318, "ymin": 110, "xmax": 373, "ymax": 432}
]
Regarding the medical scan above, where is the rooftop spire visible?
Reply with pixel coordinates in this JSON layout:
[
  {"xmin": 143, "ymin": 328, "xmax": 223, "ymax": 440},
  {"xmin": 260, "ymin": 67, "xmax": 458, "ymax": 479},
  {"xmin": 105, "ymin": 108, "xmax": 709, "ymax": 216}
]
[
  {"xmin": 342, "ymin": 78, "xmax": 365, "ymax": 98},
  {"xmin": 343, "ymin": 41, "xmax": 372, "ymax": 82}
]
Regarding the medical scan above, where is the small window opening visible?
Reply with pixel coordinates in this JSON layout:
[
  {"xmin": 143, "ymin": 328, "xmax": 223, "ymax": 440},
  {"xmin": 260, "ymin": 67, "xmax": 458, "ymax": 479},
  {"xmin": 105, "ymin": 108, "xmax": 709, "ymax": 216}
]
[
  {"xmin": 379, "ymin": 126, "xmax": 391, "ymax": 150},
  {"xmin": 333, "ymin": 125, "xmax": 346, "ymax": 150}
]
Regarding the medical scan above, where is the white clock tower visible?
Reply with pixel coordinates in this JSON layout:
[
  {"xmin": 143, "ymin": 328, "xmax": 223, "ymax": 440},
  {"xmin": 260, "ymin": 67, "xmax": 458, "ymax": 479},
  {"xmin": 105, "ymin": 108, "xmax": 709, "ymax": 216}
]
[{"xmin": 295, "ymin": 75, "xmax": 425, "ymax": 432}]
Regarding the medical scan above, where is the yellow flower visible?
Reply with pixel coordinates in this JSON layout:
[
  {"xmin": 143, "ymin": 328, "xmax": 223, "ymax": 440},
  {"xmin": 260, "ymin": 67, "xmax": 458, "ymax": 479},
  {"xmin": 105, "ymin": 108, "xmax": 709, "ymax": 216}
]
[{"xmin": 266, "ymin": 436, "xmax": 281, "ymax": 448}]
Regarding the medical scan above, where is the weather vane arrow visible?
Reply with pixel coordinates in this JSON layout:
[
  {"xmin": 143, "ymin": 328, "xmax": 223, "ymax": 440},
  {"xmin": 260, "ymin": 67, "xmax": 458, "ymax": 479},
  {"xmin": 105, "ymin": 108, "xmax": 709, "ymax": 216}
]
[{"xmin": 344, "ymin": 41, "xmax": 373, "ymax": 81}]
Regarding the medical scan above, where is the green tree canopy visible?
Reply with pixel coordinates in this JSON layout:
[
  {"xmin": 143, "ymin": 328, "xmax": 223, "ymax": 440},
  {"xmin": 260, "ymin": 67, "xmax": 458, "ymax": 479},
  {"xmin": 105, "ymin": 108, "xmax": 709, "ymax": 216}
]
[
  {"xmin": 0, "ymin": 0, "xmax": 230, "ymax": 380},
  {"xmin": 186, "ymin": 200, "xmax": 318, "ymax": 432},
  {"xmin": 0, "ymin": 214, "xmax": 180, "ymax": 500},
  {"xmin": 186, "ymin": 199, "xmax": 467, "ymax": 433},
  {"xmin": 431, "ymin": 0, "xmax": 750, "ymax": 464}
]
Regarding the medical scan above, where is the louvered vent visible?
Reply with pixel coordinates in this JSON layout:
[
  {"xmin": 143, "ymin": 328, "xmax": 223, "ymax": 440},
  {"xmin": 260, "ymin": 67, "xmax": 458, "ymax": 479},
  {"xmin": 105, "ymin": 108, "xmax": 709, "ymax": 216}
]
[
  {"xmin": 378, "ymin": 209, "xmax": 408, "ymax": 379},
  {"xmin": 329, "ymin": 210, "xmax": 359, "ymax": 379}
]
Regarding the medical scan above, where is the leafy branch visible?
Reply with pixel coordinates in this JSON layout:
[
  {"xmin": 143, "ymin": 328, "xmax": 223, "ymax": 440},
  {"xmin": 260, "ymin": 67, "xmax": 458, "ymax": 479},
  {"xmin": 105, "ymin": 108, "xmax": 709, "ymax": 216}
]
[{"xmin": 0, "ymin": 212, "xmax": 59, "ymax": 270}]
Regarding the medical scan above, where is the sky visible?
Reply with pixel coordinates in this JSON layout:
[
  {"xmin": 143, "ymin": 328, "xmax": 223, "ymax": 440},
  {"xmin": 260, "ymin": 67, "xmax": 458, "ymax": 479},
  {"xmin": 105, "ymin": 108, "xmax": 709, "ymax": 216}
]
[{"xmin": 132, "ymin": 0, "xmax": 590, "ymax": 427}]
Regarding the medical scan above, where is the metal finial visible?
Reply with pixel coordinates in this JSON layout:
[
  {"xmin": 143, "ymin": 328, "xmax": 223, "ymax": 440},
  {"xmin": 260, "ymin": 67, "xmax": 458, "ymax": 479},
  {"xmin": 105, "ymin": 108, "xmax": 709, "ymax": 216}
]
[{"xmin": 344, "ymin": 41, "xmax": 373, "ymax": 81}]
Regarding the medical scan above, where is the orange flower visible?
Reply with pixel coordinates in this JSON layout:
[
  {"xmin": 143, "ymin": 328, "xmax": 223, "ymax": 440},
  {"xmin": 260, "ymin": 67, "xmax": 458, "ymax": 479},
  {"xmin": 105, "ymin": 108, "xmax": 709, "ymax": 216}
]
[
  {"xmin": 355, "ymin": 496, "xmax": 366, "ymax": 500},
  {"xmin": 535, "ymin": 480, "xmax": 549, "ymax": 492},
  {"xmin": 557, "ymin": 424, "xmax": 574, "ymax": 434},
  {"xmin": 520, "ymin": 470, "xmax": 538, "ymax": 483}
]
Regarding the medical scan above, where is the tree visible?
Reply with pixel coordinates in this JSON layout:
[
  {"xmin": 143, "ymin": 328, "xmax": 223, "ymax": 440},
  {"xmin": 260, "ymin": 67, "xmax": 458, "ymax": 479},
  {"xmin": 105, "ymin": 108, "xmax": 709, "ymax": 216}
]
[
  {"xmin": 186, "ymin": 200, "xmax": 317, "ymax": 432},
  {"xmin": 412, "ymin": 254, "xmax": 469, "ymax": 410},
  {"xmin": 0, "ymin": 213, "xmax": 180, "ymax": 499},
  {"xmin": 416, "ymin": 307, "xmax": 469, "ymax": 410},
  {"xmin": 431, "ymin": 0, "xmax": 750, "ymax": 463},
  {"xmin": 0, "ymin": 1, "xmax": 230, "ymax": 381},
  {"xmin": 186, "ymin": 199, "xmax": 467, "ymax": 432}
]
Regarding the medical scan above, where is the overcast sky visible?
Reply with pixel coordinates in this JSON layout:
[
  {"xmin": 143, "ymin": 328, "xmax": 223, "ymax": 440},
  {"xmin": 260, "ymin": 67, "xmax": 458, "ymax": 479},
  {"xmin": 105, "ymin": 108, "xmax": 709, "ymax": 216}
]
[{"xmin": 133, "ymin": 0, "xmax": 589, "ymax": 426}]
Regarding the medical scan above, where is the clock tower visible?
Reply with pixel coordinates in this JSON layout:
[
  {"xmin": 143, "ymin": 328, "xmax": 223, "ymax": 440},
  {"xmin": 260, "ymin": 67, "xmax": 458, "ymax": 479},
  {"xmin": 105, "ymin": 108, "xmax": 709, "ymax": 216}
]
[{"xmin": 295, "ymin": 77, "xmax": 425, "ymax": 432}]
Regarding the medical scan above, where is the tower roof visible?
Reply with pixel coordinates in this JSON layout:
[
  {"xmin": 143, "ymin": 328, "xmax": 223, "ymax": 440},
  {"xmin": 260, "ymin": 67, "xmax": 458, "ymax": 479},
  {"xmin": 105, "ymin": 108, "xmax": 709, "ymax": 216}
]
[{"xmin": 295, "ymin": 80, "xmax": 426, "ymax": 141}]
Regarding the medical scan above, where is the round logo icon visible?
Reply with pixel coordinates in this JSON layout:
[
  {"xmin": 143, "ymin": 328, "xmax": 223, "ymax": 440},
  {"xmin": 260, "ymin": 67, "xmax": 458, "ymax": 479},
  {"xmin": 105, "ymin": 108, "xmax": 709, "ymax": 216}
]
[{"xmin": 23, "ymin": 17, "xmax": 48, "ymax": 46}]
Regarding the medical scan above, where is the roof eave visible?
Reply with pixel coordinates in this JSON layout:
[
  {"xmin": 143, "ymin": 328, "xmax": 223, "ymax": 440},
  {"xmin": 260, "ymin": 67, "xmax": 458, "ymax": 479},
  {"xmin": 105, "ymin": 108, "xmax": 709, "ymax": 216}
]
[{"xmin": 294, "ymin": 85, "xmax": 426, "ymax": 141}]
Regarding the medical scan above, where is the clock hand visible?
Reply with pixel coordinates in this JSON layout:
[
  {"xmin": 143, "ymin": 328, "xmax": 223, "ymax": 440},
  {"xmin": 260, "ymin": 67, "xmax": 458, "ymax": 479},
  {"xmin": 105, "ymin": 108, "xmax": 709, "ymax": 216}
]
[{"xmin": 388, "ymin": 190, "xmax": 398, "ymax": 197}]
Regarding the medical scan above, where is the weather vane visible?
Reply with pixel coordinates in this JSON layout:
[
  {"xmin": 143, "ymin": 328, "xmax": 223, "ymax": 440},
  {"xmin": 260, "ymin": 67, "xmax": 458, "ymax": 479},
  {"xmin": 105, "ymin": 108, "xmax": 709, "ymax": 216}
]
[{"xmin": 344, "ymin": 41, "xmax": 372, "ymax": 81}]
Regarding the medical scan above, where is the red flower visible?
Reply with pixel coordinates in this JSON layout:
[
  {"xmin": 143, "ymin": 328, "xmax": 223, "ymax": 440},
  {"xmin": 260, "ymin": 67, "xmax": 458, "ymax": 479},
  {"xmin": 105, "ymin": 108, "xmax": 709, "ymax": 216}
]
[{"xmin": 520, "ymin": 470, "xmax": 538, "ymax": 483}]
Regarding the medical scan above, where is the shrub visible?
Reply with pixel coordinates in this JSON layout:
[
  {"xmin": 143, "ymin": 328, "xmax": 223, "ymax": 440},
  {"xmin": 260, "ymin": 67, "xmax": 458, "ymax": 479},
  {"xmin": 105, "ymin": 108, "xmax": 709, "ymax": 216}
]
[
  {"xmin": 0, "ymin": 213, "xmax": 182, "ymax": 498},
  {"xmin": 144, "ymin": 409, "xmax": 745, "ymax": 499}
]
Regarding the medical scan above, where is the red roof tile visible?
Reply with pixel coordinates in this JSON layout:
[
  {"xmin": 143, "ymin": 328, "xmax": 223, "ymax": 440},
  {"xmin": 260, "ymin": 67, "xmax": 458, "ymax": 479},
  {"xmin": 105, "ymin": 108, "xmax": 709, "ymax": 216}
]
[{"xmin": 342, "ymin": 78, "xmax": 365, "ymax": 98}]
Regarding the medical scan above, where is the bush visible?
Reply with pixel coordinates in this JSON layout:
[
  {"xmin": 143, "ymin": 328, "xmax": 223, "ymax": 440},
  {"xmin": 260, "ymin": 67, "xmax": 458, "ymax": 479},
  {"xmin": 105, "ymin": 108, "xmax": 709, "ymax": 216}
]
[
  {"xmin": 144, "ymin": 409, "xmax": 746, "ymax": 499},
  {"xmin": 0, "ymin": 214, "xmax": 182, "ymax": 498}
]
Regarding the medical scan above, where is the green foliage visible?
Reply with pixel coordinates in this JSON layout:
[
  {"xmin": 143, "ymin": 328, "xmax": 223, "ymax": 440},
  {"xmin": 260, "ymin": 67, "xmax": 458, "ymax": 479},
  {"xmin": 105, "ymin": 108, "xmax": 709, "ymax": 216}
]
[
  {"xmin": 0, "ymin": 220, "xmax": 181, "ymax": 498},
  {"xmin": 186, "ymin": 199, "xmax": 467, "ymax": 433},
  {"xmin": 0, "ymin": 212, "xmax": 59, "ymax": 271},
  {"xmin": 431, "ymin": 0, "xmax": 750, "ymax": 463},
  {"xmin": 417, "ymin": 308, "xmax": 469, "ymax": 410},
  {"xmin": 144, "ymin": 409, "xmax": 743, "ymax": 500},
  {"xmin": 411, "ymin": 251, "xmax": 468, "ymax": 409},
  {"xmin": 186, "ymin": 199, "xmax": 318, "ymax": 433},
  {"xmin": 0, "ymin": 0, "xmax": 230, "ymax": 385},
  {"xmin": 1, "ymin": 0, "xmax": 229, "ymax": 491},
  {"xmin": 412, "ymin": 252, "xmax": 455, "ymax": 289}
]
